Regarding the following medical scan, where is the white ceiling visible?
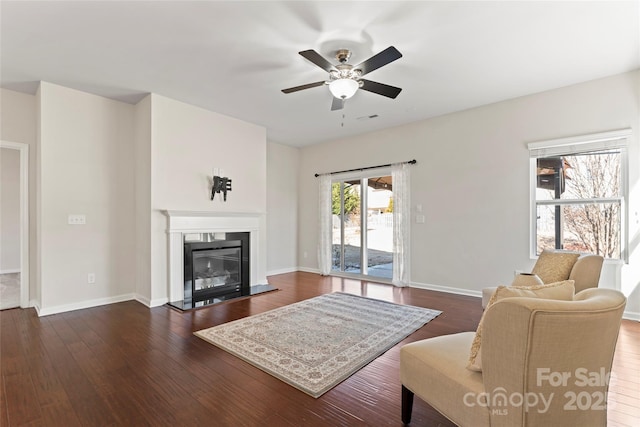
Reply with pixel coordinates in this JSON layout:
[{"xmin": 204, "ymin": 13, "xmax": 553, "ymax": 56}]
[{"xmin": 2, "ymin": 1, "xmax": 639, "ymax": 147}]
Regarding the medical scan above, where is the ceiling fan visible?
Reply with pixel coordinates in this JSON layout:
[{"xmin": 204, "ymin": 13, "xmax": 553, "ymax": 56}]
[{"xmin": 282, "ymin": 46, "xmax": 403, "ymax": 111}]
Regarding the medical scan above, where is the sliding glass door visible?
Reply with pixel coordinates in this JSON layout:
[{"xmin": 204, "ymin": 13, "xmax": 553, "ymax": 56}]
[{"xmin": 332, "ymin": 174, "xmax": 393, "ymax": 279}]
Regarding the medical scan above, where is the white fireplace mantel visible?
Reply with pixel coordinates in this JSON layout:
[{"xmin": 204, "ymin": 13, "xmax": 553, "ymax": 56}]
[{"xmin": 163, "ymin": 210, "xmax": 267, "ymax": 302}]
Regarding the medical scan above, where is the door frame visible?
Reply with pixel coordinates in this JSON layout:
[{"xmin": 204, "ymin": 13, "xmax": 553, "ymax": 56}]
[
  {"xmin": 1, "ymin": 141, "xmax": 29, "ymax": 308},
  {"xmin": 331, "ymin": 168, "xmax": 393, "ymax": 281}
]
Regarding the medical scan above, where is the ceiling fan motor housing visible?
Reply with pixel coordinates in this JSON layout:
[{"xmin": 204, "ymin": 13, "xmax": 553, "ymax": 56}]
[{"xmin": 336, "ymin": 49, "xmax": 352, "ymax": 63}]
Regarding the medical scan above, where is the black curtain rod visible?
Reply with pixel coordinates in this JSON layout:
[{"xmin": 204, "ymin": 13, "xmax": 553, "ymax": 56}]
[{"xmin": 314, "ymin": 159, "xmax": 416, "ymax": 177}]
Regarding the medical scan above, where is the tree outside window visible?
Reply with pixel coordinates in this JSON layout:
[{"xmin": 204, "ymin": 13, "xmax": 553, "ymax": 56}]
[{"xmin": 534, "ymin": 149, "xmax": 623, "ymax": 259}]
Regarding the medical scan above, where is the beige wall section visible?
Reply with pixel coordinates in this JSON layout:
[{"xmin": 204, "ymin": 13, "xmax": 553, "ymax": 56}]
[
  {"xmin": 1, "ymin": 89, "xmax": 37, "ymax": 144},
  {"xmin": 133, "ymin": 95, "xmax": 152, "ymax": 304},
  {"xmin": 266, "ymin": 141, "xmax": 299, "ymax": 274},
  {"xmin": 298, "ymin": 70, "xmax": 640, "ymax": 316},
  {"xmin": 149, "ymin": 94, "xmax": 267, "ymax": 304},
  {"xmin": 38, "ymin": 82, "xmax": 136, "ymax": 313},
  {"xmin": 1, "ymin": 88, "xmax": 37, "ymax": 302},
  {"xmin": 0, "ymin": 148, "xmax": 20, "ymax": 272}
]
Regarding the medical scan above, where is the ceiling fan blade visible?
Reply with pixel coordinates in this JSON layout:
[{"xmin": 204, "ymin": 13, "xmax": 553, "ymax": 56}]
[
  {"xmin": 331, "ymin": 97, "xmax": 345, "ymax": 111},
  {"xmin": 281, "ymin": 81, "xmax": 326, "ymax": 94},
  {"xmin": 360, "ymin": 79, "xmax": 402, "ymax": 99},
  {"xmin": 353, "ymin": 46, "xmax": 402, "ymax": 76},
  {"xmin": 299, "ymin": 50, "xmax": 337, "ymax": 73}
]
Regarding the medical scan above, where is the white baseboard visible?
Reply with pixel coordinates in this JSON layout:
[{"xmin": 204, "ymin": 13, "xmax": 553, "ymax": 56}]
[
  {"xmin": 134, "ymin": 294, "xmax": 152, "ymax": 307},
  {"xmin": 134, "ymin": 294, "xmax": 169, "ymax": 308},
  {"xmin": 36, "ymin": 293, "xmax": 136, "ymax": 317},
  {"xmin": 0, "ymin": 269, "xmax": 20, "ymax": 274},
  {"xmin": 297, "ymin": 266, "xmax": 321, "ymax": 274},
  {"xmin": 266, "ymin": 267, "xmax": 299, "ymax": 277},
  {"xmin": 410, "ymin": 281, "xmax": 482, "ymax": 298},
  {"xmin": 149, "ymin": 297, "xmax": 169, "ymax": 307},
  {"xmin": 622, "ymin": 310, "xmax": 640, "ymax": 321}
]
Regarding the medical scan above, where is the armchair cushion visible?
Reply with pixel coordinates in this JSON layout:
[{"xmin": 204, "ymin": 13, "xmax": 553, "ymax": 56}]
[
  {"xmin": 468, "ymin": 280, "xmax": 575, "ymax": 371},
  {"xmin": 531, "ymin": 249, "xmax": 580, "ymax": 283},
  {"xmin": 401, "ymin": 332, "xmax": 490, "ymax": 427}
]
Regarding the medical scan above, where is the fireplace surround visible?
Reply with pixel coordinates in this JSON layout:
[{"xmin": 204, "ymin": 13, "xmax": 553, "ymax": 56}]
[{"xmin": 164, "ymin": 210, "xmax": 270, "ymax": 309}]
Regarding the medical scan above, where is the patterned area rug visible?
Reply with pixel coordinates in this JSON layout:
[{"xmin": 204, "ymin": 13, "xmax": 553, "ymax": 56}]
[{"xmin": 194, "ymin": 292, "xmax": 441, "ymax": 398}]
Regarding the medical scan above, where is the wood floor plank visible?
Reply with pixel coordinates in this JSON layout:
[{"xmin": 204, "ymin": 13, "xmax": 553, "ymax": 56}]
[
  {"xmin": 3, "ymin": 372, "xmax": 43, "ymax": 425},
  {"xmin": 1, "ymin": 271, "xmax": 637, "ymax": 426}
]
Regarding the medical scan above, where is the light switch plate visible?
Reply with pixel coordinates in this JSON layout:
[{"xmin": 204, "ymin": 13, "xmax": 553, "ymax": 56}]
[{"xmin": 68, "ymin": 214, "xmax": 86, "ymax": 225}]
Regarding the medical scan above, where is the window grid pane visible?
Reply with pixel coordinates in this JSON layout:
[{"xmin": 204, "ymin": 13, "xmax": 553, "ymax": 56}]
[
  {"xmin": 533, "ymin": 146, "xmax": 624, "ymax": 260},
  {"xmin": 536, "ymin": 202, "xmax": 621, "ymax": 258}
]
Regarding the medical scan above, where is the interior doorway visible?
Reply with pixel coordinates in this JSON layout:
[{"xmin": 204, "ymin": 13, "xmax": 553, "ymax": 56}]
[{"xmin": 0, "ymin": 141, "xmax": 29, "ymax": 309}]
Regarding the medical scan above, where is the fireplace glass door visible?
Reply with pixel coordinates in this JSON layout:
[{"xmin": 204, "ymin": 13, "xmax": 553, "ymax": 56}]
[
  {"xmin": 182, "ymin": 232, "xmax": 250, "ymax": 307},
  {"xmin": 192, "ymin": 247, "xmax": 242, "ymax": 293}
]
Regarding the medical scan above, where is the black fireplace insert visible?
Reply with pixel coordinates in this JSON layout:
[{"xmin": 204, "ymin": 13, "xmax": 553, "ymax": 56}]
[{"xmin": 183, "ymin": 232, "xmax": 249, "ymax": 306}]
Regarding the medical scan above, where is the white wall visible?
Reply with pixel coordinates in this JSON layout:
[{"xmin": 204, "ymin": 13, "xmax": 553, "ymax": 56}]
[
  {"xmin": 266, "ymin": 141, "xmax": 299, "ymax": 275},
  {"xmin": 0, "ymin": 148, "xmax": 20, "ymax": 272},
  {"xmin": 148, "ymin": 94, "xmax": 267, "ymax": 304},
  {"xmin": 298, "ymin": 71, "xmax": 640, "ymax": 317},
  {"xmin": 37, "ymin": 82, "xmax": 136, "ymax": 314},
  {"xmin": 1, "ymin": 85, "xmax": 269, "ymax": 312},
  {"xmin": 133, "ymin": 95, "xmax": 152, "ymax": 304},
  {"xmin": 1, "ymin": 88, "xmax": 37, "ymax": 301}
]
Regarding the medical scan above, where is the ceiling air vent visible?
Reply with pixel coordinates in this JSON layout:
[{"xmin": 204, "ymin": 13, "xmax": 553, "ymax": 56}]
[{"xmin": 357, "ymin": 114, "xmax": 379, "ymax": 120}]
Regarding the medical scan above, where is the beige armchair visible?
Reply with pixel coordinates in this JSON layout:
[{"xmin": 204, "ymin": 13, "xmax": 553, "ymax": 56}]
[
  {"xmin": 400, "ymin": 288, "xmax": 626, "ymax": 427},
  {"xmin": 482, "ymin": 250, "xmax": 604, "ymax": 308}
]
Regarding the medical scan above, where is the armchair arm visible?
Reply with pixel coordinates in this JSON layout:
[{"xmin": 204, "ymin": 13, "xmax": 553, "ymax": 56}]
[
  {"xmin": 481, "ymin": 289, "xmax": 625, "ymax": 427},
  {"xmin": 569, "ymin": 255, "xmax": 604, "ymax": 293},
  {"xmin": 481, "ymin": 300, "xmax": 532, "ymax": 426}
]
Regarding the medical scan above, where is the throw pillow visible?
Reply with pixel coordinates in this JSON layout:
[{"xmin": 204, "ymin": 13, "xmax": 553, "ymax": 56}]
[
  {"xmin": 511, "ymin": 273, "xmax": 544, "ymax": 287},
  {"xmin": 467, "ymin": 279, "xmax": 575, "ymax": 372},
  {"xmin": 531, "ymin": 250, "xmax": 580, "ymax": 283}
]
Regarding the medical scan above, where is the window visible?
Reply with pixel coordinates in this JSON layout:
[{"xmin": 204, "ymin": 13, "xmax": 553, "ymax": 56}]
[{"xmin": 529, "ymin": 129, "xmax": 630, "ymax": 261}]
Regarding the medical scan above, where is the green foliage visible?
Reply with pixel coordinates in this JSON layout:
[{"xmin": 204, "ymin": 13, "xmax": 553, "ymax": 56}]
[
  {"xmin": 386, "ymin": 197, "xmax": 394, "ymax": 213},
  {"xmin": 332, "ymin": 183, "xmax": 361, "ymax": 216}
]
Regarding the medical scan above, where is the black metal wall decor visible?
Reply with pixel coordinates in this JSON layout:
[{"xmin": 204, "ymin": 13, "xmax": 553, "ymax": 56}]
[{"xmin": 211, "ymin": 175, "xmax": 232, "ymax": 201}]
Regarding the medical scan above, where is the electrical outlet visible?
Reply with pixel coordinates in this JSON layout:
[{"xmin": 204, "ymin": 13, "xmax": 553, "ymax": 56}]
[{"xmin": 87, "ymin": 273, "xmax": 96, "ymax": 284}]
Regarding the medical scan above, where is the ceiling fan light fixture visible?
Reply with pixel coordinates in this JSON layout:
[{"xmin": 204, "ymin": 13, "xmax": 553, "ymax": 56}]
[{"xmin": 329, "ymin": 78, "xmax": 359, "ymax": 99}]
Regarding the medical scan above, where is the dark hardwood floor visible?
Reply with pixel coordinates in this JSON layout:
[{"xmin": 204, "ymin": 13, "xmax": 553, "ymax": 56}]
[{"xmin": 1, "ymin": 272, "xmax": 638, "ymax": 426}]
